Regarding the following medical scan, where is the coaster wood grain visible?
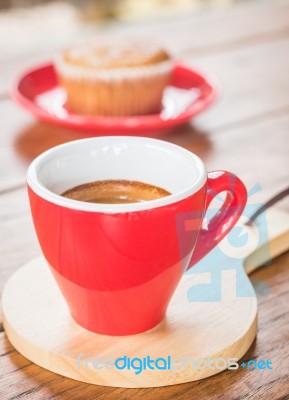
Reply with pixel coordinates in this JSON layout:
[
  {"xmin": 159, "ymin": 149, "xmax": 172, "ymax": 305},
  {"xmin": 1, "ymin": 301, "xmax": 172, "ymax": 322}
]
[{"xmin": 2, "ymin": 208, "xmax": 289, "ymax": 388}]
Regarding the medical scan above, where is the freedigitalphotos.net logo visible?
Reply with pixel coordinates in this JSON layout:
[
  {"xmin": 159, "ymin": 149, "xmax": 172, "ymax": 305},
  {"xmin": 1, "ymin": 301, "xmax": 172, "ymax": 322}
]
[
  {"xmin": 77, "ymin": 354, "xmax": 240, "ymax": 375},
  {"xmin": 77, "ymin": 354, "xmax": 273, "ymax": 375}
]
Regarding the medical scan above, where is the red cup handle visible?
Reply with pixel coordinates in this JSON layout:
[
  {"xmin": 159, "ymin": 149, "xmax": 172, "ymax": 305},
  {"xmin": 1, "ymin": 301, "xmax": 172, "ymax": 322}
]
[{"xmin": 188, "ymin": 170, "xmax": 247, "ymax": 269}]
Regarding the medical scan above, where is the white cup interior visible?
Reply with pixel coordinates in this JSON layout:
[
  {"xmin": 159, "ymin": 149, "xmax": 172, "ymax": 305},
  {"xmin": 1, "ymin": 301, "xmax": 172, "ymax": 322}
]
[{"xmin": 27, "ymin": 136, "xmax": 206, "ymax": 212}]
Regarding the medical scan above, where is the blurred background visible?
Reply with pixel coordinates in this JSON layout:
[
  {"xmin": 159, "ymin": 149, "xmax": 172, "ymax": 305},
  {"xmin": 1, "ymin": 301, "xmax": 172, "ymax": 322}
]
[
  {"xmin": 0, "ymin": 0, "xmax": 257, "ymax": 16},
  {"xmin": 0, "ymin": 0, "xmax": 263, "ymax": 59}
]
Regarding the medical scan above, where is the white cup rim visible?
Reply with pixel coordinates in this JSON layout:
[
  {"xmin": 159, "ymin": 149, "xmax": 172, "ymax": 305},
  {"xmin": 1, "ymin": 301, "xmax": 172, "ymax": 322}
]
[{"xmin": 27, "ymin": 136, "xmax": 207, "ymax": 213}]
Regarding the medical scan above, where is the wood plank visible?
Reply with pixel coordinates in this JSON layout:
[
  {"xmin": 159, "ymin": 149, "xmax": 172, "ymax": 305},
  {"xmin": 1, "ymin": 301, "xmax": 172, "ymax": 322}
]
[
  {"xmin": 0, "ymin": 188, "xmax": 39, "ymax": 285},
  {"xmin": 0, "ymin": 101, "xmax": 31, "ymax": 190},
  {"xmin": 188, "ymin": 36, "xmax": 289, "ymax": 131},
  {"xmin": 0, "ymin": 99, "xmax": 92, "ymax": 191},
  {"xmin": 1, "ymin": 250, "xmax": 289, "ymax": 399},
  {"xmin": 122, "ymin": 0, "xmax": 289, "ymax": 56}
]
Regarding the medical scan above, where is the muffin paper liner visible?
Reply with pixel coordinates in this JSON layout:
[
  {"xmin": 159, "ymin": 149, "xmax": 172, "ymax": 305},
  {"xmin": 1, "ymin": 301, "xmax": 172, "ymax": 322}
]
[{"xmin": 55, "ymin": 56, "xmax": 173, "ymax": 82}]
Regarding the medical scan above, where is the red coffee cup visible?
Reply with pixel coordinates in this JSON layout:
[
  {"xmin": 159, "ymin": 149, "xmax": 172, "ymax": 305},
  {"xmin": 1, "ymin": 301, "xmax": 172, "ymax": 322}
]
[{"xmin": 27, "ymin": 137, "xmax": 247, "ymax": 336}]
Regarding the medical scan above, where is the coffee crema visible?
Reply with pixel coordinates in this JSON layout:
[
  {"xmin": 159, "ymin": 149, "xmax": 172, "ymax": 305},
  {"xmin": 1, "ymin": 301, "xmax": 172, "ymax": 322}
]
[{"xmin": 61, "ymin": 180, "xmax": 171, "ymax": 204}]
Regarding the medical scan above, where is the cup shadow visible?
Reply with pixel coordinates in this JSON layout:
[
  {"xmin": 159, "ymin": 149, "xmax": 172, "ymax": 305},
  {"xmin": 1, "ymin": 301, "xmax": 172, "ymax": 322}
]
[
  {"xmin": 14, "ymin": 121, "xmax": 213, "ymax": 163},
  {"xmin": 14, "ymin": 122, "xmax": 90, "ymax": 163}
]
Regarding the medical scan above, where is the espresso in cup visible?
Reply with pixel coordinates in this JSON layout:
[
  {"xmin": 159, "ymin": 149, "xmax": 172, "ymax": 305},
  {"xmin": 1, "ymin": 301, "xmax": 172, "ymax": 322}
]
[{"xmin": 61, "ymin": 180, "xmax": 171, "ymax": 204}]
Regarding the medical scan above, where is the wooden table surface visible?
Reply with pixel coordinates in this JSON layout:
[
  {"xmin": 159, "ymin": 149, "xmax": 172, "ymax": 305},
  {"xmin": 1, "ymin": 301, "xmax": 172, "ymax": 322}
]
[{"xmin": 1, "ymin": 1, "xmax": 289, "ymax": 399}]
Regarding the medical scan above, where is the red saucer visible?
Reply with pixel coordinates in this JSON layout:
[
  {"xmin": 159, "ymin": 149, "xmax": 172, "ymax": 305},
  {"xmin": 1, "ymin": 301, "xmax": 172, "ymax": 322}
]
[{"xmin": 11, "ymin": 63, "xmax": 218, "ymax": 134}]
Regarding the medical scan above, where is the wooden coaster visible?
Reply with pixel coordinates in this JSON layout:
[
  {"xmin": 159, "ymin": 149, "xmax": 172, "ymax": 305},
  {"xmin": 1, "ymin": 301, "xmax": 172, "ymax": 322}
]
[
  {"xmin": 2, "ymin": 257, "xmax": 257, "ymax": 388},
  {"xmin": 3, "ymin": 208, "xmax": 289, "ymax": 387}
]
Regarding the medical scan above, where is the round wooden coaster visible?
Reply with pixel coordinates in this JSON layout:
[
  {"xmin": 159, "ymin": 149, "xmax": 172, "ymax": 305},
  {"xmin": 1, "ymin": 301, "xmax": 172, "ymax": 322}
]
[{"xmin": 2, "ymin": 257, "xmax": 257, "ymax": 388}]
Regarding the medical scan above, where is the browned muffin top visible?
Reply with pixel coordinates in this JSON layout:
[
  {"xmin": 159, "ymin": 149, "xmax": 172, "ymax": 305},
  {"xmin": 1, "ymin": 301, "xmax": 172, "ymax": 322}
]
[{"xmin": 62, "ymin": 42, "xmax": 171, "ymax": 69}]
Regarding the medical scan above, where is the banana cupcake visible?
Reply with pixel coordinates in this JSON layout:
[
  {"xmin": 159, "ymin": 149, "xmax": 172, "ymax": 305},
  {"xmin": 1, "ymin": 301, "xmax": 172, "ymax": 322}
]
[{"xmin": 55, "ymin": 41, "xmax": 172, "ymax": 116}]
